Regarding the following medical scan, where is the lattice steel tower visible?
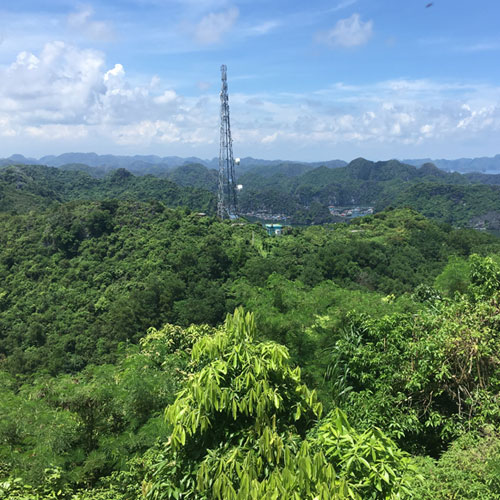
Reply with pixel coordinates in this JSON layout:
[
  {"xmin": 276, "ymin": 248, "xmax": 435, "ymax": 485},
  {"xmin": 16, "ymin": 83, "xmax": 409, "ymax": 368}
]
[{"xmin": 217, "ymin": 64, "xmax": 237, "ymax": 219}]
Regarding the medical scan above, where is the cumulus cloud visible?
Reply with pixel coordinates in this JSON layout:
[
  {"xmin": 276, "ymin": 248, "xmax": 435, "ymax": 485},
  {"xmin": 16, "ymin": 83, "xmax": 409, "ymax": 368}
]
[
  {"xmin": 113, "ymin": 120, "xmax": 181, "ymax": 145},
  {"xmin": 319, "ymin": 13, "xmax": 373, "ymax": 48},
  {"xmin": 154, "ymin": 90, "xmax": 179, "ymax": 104},
  {"xmin": 1, "ymin": 41, "xmax": 500, "ymax": 158},
  {"xmin": 11, "ymin": 51, "xmax": 40, "ymax": 71},
  {"xmin": 1, "ymin": 41, "xmax": 105, "ymax": 118},
  {"xmin": 194, "ymin": 7, "xmax": 239, "ymax": 44},
  {"xmin": 0, "ymin": 42, "xmax": 211, "ymax": 147},
  {"xmin": 227, "ymin": 78, "xmax": 500, "ymax": 158},
  {"xmin": 104, "ymin": 63, "xmax": 125, "ymax": 91}
]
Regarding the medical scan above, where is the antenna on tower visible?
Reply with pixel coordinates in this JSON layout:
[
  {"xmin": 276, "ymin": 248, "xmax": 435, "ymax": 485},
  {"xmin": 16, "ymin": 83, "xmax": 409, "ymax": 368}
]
[{"xmin": 217, "ymin": 64, "xmax": 238, "ymax": 219}]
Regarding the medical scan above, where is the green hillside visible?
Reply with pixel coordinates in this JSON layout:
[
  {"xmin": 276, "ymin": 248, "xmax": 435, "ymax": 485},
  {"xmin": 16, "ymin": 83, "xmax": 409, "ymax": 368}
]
[
  {"xmin": 387, "ymin": 182, "xmax": 500, "ymax": 227},
  {"xmin": 4, "ymin": 160, "xmax": 500, "ymax": 230},
  {"xmin": 2, "ymin": 164, "xmax": 500, "ymax": 499},
  {"xmin": 236, "ymin": 158, "xmax": 500, "ymax": 227},
  {"xmin": 0, "ymin": 164, "xmax": 215, "ymax": 214},
  {"xmin": 166, "ymin": 163, "xmax": 218, "ymax": 191},
  {"xmin": 2, "ymin": 203, "xmax": 500, "ymax": 498}
]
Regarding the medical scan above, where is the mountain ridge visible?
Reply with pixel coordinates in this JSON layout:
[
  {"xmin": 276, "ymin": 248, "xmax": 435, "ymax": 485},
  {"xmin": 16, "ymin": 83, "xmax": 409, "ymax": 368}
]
[{"xmin": 3, "ymin": 152, "xmax": 500, "ymax": 174}]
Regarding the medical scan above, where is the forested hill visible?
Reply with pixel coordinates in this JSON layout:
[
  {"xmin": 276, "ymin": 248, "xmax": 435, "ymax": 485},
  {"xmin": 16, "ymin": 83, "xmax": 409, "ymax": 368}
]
[
  {"xmin": 238, "ymin": 157, "xmax": 466, "ymax": 199},
  {"xmin": 236, "ymin": 157, "xmax": 500, "ymax": 227},
  {"xmin": 2, "ymin": 200, "xmax": 500, "ymax": 498},
  {"xmin": 0, "ymin": 164, "xmax": 215, "ymax": 213},
  {"xmin": 166, "ymin": 163, "xmax": 218, "ymax": 190},
  {"xmin": 3, "ymin": 159, "xmax": 500, "ymax": 229},
  {"xmin": 1, "ymin": 202, "xmax": 498, "ymax": 377}
]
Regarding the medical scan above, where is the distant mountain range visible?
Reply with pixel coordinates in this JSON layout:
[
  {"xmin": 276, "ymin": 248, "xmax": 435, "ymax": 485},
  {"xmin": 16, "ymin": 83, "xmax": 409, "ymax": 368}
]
[
  {"xmin": 0, "ymin": 153, "xmax": 215, "ymax": 175},
  {"xmin": 3, "ymin": 157, "xmax": 500, "ymax": 230},
  {"xmin": 403, "ymin": 154, "xmax": 500, "ymax": 174},
  {"xmin": 2, "ymin": 152, "xmax": 500, "ymax": 174}
]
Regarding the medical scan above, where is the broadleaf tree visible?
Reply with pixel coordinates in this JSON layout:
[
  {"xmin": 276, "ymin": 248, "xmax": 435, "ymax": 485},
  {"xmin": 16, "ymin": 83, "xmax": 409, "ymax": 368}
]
[{"xmin": 146, "ymin": 308, "xmax": 414, "ymax": 499}]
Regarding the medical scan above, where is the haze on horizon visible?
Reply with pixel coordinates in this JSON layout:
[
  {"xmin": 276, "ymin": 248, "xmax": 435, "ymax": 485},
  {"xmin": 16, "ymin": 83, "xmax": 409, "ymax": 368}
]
[{"xmin": 0, "ymin": 0, "xmax": 499, "ymax": 162}]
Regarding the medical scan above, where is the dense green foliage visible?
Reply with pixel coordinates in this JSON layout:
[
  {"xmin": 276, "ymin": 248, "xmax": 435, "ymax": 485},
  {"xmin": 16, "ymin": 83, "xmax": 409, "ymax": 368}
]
[
  {"xmin": 1, "ymin": 204, "xmax": 497, "ymax": 377},
  {"xmin": 325, "ymin": 255, "xmax": 500, "ymax": 453},
  {"xmin": 5, "ymin": 158, "xmax": 500, "ymax": 228},
  {"xmin": 410, "ymin": 431, "xmax": 500, "ymax": 499},
  {"xmin": 0, "ymin": 321, "xmax": 210, "ymax": 496},
  {"xmin": 2, "ymin": 181, "xmax": 500, "ymax": 499},
  {"xmin": 165, "ymin": 164, "xmax": 218, "ymax": 191},
  {"xmin": 386, "ymin": 182, "xmax": 500, "ymax": 227},
  {"xmin": 0, "ymin": 165, "xmax": 215, "ymax": 214},
  {"xmin": 146, "ymin": 309, "xmax": 414, "ymax": 500},
  {"xmin": 235, "ymin": 158, "xmax": 500, "ymax": 227}
]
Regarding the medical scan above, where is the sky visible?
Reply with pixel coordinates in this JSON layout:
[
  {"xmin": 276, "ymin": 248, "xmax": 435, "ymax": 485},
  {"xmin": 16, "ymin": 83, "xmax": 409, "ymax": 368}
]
[{"xmin": 1, "ymin": 0, "xmax": 500, "ymax": 162}]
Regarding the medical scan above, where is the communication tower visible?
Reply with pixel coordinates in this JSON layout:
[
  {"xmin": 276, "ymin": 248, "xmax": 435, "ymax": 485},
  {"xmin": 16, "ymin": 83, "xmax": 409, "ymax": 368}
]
[{"xmin": 217, "ymin": 64, "xmax": 238, "ymax": 219}]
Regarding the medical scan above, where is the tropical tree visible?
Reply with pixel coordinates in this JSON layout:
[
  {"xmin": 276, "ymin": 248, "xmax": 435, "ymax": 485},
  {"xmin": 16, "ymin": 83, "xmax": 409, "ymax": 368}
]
[{"xmin": 146, "ymin": 308, "xmax": 414, "ymax": 499}]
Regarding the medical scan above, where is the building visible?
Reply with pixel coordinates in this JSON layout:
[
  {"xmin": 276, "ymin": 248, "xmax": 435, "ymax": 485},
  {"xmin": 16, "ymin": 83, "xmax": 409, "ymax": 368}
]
[{"xmin": 265, "ymin": 224, "xmax": 283, "ymax": 236}]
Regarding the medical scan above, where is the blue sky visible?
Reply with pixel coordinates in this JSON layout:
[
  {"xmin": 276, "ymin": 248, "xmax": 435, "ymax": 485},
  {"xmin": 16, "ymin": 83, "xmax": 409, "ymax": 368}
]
[{"xmin": 1, "ymin": 0, "xmax": 499, "ymax": 161}]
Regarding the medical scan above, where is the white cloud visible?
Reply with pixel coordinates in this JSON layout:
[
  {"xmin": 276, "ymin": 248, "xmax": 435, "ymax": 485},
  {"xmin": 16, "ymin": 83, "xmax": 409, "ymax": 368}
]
[
  {"xmin": 330, "ymin": 0, "xmax": 358, "ymax": 13},
  {"xmin": 11, "ymin": 51, "xmax": 40, "ymax": 71},
  {"xmin": 319, "ymin": 13, "xmax": 373, "ymax": 48},
  {"xmin": 458, "ymin": 42, "xmax": 500, "ymax": 53},
  {"xmin": 226, "ymin": 78, "xmax": 500, "ymax": 158},
  {"xmin": 154, "ymin": 90, "xmax": 179, "ymax": 104},
  {"xmin": 0, "ymin": 42, "xmax": 219, "ymax": 151},
  {"xmin": 194, "ymin": 7, "xmax": 239, "ymax": 44},
  {"xmin": 67, "ymin": 5, "xmax": 114, "ymax": 41},
  {"xmin": 104, "ymin": 63, "xmax": 125, "ymax": 92},
  {"xmin": 26, "ymin": 124, "xmax": 89, "ymax": 140},
  {"xmin": 1, "ymin": 42, "xmax": 105, "ymax": 115},
  {"xmin": 113, "ymin": 120, "xmax": 181, "ymax": 145},
  {"xmin": 420, "ymin": 124, "xmax": 434, "ymax": 136},
  {"xmin": 150, "ymin": 75, "xmax": 161, "ymax": 88},
  {"xmin": 1, "ymin": 41, "xmax": 500, "ymax": 159},
  {"xmin": 245, "ymin": 20, "xmax": 280, "ymax": 36},
  {"xmin": 0, "ymin": 116, "xmax": 16, "ymax": 137},
  {"xmin": 68, "ymin": 6, "xmax": 93, "ymax": 28},
  {"xmin": 261, "ymin": 132, "xmax": 278, "ymax": 144}
]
